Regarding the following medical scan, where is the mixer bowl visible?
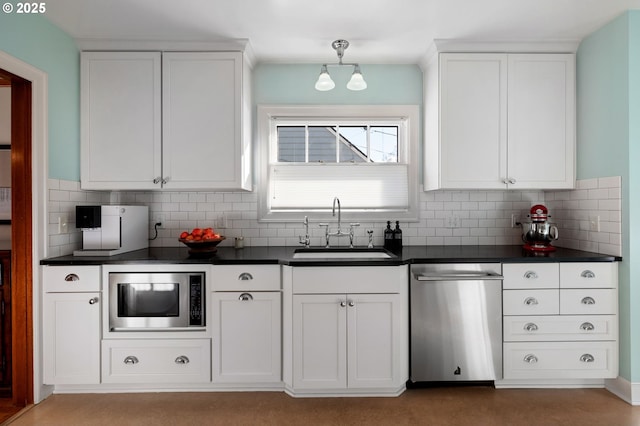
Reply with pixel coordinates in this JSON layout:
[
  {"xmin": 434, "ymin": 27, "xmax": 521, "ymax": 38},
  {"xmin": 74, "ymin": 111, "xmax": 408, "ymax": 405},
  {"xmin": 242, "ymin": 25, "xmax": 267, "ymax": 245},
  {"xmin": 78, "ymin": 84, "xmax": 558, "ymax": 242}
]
[{"xmin": 521, "ymin": 221, "xmax": 559, "ymax": 250}]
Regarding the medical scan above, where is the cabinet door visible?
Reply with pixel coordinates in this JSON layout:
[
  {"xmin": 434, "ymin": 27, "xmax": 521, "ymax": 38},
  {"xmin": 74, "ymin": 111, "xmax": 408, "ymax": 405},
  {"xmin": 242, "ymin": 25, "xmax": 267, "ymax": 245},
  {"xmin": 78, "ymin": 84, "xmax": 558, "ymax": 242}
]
[
  {"xmin": 439, "ymin": 53, "xmax": 508, "ymax": 189},
  {"xmin": 81, "ymin": 52, "xmax": 162, "ymax": 190},
  {"xmin": 212, "ymin": 291, "xmax": 281, "ymax": 383},
  {"xmin": 43, "ymin": 292, "xmax": 101, "ymax": 384},
  {"xmin": 347, "ymin": 293, "xmax": 403, "ymax": 388},
  {"xmin": 292, "ymin": 294, "xmax": 347, "ymax": 389},
  {"xmin": 507, "ymin": 54, "xmax": 575, "ymax": 189},
  {"xmin": 162, "ymin": 52, "xmax": 246, "ymax": 190}
]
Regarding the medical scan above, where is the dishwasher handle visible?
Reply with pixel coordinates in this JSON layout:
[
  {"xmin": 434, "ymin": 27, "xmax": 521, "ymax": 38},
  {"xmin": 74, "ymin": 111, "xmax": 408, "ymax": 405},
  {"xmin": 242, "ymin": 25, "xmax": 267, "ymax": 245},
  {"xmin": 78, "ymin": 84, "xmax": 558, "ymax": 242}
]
[{"xmin": 414, "ymin": 272, "xmax": 503, "ymax": 281}]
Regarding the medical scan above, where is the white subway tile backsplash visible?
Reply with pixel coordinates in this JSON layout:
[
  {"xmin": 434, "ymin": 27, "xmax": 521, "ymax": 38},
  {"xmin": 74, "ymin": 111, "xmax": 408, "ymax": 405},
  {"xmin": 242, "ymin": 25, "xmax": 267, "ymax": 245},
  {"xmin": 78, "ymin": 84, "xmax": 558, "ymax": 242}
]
[{"xmin": 46, "ymin": 177, "xmax": 622, "ymax": 257}]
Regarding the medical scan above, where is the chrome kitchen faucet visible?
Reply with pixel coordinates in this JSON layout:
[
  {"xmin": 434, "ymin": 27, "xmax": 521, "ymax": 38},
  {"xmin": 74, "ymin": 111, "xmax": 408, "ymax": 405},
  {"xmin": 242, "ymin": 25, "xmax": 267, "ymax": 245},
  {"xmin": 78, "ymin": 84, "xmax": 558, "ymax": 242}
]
[{"xmin": 319, "ymin": 197, "xmax": 359, "ymax": 248}]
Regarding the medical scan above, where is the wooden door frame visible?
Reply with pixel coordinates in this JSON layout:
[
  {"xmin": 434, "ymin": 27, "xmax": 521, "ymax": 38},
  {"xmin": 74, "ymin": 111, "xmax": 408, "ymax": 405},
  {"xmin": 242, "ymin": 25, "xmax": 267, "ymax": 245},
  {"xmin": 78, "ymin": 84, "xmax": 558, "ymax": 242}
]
[{"xmin": 0, "ymin": 51, "xmax": 49, "ymax": 406}]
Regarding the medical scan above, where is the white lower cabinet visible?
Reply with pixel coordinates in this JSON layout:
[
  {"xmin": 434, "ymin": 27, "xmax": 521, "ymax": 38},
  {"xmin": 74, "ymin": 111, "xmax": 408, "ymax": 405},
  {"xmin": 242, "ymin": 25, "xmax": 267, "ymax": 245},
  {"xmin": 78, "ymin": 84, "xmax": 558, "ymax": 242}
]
[
  {"xmin": 288, "ymin": 266, "xmax": 408, "ymax": 394},
  {"xmin": 44, "ymin": 292, "xmax": 102, "ymax": 384},
  {"xmin": 292, "ymin": 293, "xmax": 402, "ymax": 390},
  {"xmin": 502, "ymin": 262, "xmax": 618, "ymax": 381},
  {"xmin": 43, "ymin": 266, "xmax": 102, "ymax": 385},
  {"xmin": 211, "ymin": 265, "xmax": 282, "ymax": 384},
  {"xmin": 102, "ymin": 339, "xmax": 211, "ymax": 384},
  {"xmin": 212, "ymin": 291, "xmax": 281, "ymax": 383},
  {"xmin": 504, "ymin": 341, "xmax": 618, "ymax": 379}
]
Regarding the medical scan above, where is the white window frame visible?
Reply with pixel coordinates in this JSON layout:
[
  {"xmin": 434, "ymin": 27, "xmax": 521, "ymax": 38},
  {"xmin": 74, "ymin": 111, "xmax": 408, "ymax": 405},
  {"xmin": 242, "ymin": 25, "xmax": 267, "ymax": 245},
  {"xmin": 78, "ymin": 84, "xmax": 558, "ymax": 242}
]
[{"xmin": 257, "ymin": 105, "xmax": 419, "ymax": 222}]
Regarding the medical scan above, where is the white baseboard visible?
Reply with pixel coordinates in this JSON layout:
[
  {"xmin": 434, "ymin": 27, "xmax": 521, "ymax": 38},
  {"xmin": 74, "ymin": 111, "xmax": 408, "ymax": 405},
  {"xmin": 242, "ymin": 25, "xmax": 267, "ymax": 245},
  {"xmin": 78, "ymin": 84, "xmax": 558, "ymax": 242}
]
[{"xmin": 605, "ymin": 376, "xmax": 640, "ymax": 405}]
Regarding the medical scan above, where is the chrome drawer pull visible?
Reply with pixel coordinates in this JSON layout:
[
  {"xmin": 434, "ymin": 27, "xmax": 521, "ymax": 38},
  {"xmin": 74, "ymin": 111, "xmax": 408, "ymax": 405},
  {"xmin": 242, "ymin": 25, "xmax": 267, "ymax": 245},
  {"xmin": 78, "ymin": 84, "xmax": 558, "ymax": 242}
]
[
  {"xmin": 581, "ymin": 296, "xmax": 596, "ymax": 305},
  {"xmin": 175, "ymin": 355, "xmax": 190, "ymax": 365},
  {"xmin": 524, "ymin": 271, "xmax": 538, "ymax": 279},
  {"xmin": 524, "ymin": 297, "xmax": 539, "ymax": 306},
  {"xmin": 238, "ymin": 292, "xmax": 253, "ymax": 301},
  {"xmin": 580, "ymin": 354, "xmax": 595, "ymax": 363},
  {"xmin": 524, "ymin": 323, "xmax": 538, "ymax": 332},
  {"xmin": 64, "ymin": 273, "xmax": 79, "ymax": 282},
  {"xmin": 581, "ymin": 270, "xmax": 596, "ymax": 279},
  {"xmin": 238, "ymin": 272, "xmax": 253, "ymax": 281},
  {"xmin": 580, "ymin": 322, "xmax": 595, "ymax": 331},
  {"xmin": 523, "ymin": 354, "xmax": 538, "ymax": 364},
  {"xmin": 88, "ymin": 297, "xmax": 99, "ymax": 305},
  {"xmin": 123, "ymin": 356, "xmax": 139, "ymax": 365}
]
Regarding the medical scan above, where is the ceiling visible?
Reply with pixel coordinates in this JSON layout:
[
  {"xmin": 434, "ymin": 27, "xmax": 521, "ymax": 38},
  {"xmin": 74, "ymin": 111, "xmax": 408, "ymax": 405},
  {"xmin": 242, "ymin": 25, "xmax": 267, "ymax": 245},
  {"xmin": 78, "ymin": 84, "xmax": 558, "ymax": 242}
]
[{"xmin": 44, "ymin": 0, "xmax": 640, "ymax": 64}]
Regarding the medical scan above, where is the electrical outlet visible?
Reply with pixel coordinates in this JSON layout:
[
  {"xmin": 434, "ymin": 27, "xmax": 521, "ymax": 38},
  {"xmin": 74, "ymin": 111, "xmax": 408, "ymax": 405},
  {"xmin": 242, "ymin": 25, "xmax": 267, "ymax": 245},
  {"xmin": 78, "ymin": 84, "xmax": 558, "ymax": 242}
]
[
  {"xmin": 445, "ymin": 215, "xmax": 460, "ymax": 228},
  {"xmin": 57, "ymin": 214, "xmax": 68, "ymax": 234},
  {"xmin": 511, "ymin": 213, "xmax": 521, "ymax": 228},
  {"xmin": 217, "ymin": 214, "xmax": 227, "ymax": 229},
  {"xmin": 589, "ymin": 215, "xmax": 600, "ymax": 232},
  {"xmin": 152, "ymin": 213, "xmax": 165, "ymax": 226}
]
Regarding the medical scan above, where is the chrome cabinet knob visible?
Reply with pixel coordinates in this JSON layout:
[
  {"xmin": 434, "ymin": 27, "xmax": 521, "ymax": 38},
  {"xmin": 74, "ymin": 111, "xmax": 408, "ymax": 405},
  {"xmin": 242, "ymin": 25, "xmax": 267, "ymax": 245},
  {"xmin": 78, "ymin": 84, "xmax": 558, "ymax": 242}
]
[
  {"xmin": 175, "ymin": 355, "xmax": 190, "ymax": 365},
  {"xmin": 88, "ymin": 297, "xmax": 99, "ymax": 305},
  {"xmin": 508, "ymin": 178, "xmax": 516, "ymax": 185},
  {"xmin": 348, "ymin": 301, "xmax": 355, "ymax": 307},
  {"xmin": 523, "ymin": 354, "xmax": 538, "ymax": 364},
  {"xmin": 580, "ymin": 354, "xmax": 595, "ymax": 363},
  {"xmin": 524, "ymin": 297, "xmax": 539, "ymax": 306},
  {"xmin": 340, "ymin": 301, "xmax": 346, "ymax": 307},
  {"xmin": 524, "ymin": 322, "xmax": 538, "ymax": 332},
  {"xmin": 580, "ymin": 322, "xmax": 595, "ymax": 331},
  {"xmin": 238, "ymin": 292, "xmax": 253, "ymax": 301},
  {"xmin": 123, "ymin": 356, "xmax": 139, "ymax": 365},
  {"xmin": 153, "ymin": 177, "xmax": 162, "ymax": 184},
  {"xmin": 581, "ymin": 296, "xmax": 596, "ymax": 305}
]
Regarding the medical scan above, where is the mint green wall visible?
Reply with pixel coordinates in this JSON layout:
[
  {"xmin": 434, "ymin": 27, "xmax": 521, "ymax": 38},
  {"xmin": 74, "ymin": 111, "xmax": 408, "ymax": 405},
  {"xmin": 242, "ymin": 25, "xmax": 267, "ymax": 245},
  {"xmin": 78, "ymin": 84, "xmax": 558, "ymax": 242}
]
[
  {"xmin": 577, "ymin": 10, "xmax": 640, "ymax": 382},
  {"xmin": 253, "ymin": 64, "xmax": 423, "ymax": 105},
  {"xmin": 0, "ymin": 7, "xmax": 80, "ymax": 181}
]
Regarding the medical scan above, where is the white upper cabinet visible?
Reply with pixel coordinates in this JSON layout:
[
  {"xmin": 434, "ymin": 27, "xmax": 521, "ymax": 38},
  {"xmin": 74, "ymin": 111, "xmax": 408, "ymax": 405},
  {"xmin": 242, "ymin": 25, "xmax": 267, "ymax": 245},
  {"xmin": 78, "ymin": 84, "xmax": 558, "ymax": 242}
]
[
  {"xmin": 424, "ymin": 52, "xmax": 575, "ymax": 190},
  {"xmin": 81, "ymin": 52, "xmax": 162, "ymax": 190},
  {"xmin": 81, "ymin": 51, "xmax": 251, "ymax": 191}
]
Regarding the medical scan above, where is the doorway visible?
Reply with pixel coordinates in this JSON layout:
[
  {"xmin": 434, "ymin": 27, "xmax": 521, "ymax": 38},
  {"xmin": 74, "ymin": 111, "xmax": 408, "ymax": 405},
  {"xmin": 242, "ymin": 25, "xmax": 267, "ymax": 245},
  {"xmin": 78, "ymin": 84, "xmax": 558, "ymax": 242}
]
[{"xmin": 0, "ymin": 63, "xmax": 35, "ymax": 414}]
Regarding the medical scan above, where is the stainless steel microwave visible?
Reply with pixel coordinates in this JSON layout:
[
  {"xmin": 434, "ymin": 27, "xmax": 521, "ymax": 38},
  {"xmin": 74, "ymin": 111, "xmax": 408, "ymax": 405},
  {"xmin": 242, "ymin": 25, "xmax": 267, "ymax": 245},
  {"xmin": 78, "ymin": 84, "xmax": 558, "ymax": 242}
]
[{"xmin": 109, "ymin": 272, "xmax": 205, "ymax": 331}]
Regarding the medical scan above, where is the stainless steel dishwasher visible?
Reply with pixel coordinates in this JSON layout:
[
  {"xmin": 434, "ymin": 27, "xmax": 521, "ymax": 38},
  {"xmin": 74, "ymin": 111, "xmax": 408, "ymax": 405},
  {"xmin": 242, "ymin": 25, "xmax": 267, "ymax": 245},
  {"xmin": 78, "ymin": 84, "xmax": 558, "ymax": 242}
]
[{"xmin": 410, "ymin": 263, "xmax": 503, "ymax": 383}]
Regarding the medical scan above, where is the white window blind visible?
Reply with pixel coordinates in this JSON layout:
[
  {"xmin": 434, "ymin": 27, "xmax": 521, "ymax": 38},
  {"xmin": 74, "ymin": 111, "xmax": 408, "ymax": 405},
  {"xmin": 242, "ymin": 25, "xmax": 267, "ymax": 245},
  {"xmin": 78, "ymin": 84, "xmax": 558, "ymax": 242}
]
[{"xmin": 270, "ymin": 164, "xmax": 409, "ymax": 211}]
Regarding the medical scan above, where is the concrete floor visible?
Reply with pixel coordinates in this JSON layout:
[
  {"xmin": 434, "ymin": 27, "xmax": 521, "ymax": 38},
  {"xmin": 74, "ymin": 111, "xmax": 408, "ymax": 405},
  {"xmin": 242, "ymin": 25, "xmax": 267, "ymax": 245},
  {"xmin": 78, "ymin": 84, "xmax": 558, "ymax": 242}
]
[{"xmin": 5, "ymin": 387, "xmax": 640, "ymax": 426}]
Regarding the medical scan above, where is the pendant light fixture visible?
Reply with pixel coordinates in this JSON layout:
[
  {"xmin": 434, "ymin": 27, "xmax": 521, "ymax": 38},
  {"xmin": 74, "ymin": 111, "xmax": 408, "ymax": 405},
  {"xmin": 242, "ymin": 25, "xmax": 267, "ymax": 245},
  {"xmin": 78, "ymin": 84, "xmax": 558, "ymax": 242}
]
[{"xmin": 315, "ymin": 39, "xmax": 367, "ymax": 91}]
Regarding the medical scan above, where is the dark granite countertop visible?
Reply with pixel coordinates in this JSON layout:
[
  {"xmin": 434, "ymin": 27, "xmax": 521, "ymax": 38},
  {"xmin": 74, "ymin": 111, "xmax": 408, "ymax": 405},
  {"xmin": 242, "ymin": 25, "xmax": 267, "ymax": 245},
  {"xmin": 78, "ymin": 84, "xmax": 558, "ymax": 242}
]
[{"xmin": 40, "ymin": 245, "xmax": 621, "ymax": 266}]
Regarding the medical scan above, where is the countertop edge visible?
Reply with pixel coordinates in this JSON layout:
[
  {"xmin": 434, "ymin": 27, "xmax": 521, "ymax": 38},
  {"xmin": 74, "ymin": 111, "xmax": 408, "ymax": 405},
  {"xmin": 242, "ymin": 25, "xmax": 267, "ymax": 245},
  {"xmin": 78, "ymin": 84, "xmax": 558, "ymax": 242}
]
[{"xmin": 39, "ymin": 245, "xmax": 622, "ymax": 266}]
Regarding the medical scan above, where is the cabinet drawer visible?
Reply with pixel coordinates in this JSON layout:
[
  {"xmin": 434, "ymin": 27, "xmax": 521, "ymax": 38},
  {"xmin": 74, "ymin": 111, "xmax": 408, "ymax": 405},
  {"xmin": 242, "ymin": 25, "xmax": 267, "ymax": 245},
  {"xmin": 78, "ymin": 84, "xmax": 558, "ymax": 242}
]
[
  {"xmin": 212, "ymin": 265, "xmax": 280, "ymax": 291},
  {"xmin": 503, "ymin": 315, "xmax": 617, "ymax": 342},
  {"xmin": 292, "ymin": 266, "xmax": 403, "ymax": 294},
  {"xmin": 43, "ymin": 265, "xmax": 101, "ymax": 292},
  {"xmin": 503, "ymin": 289, "xmax": 559, "ymax": 315},
  {"xmin": 560, "ymin": 289, "xmax": 617, "ymax": 315},
  {"xmin": 102, "ymin": 339, "xmax": 211, "ymax": 383},
  {"xmin": 503, "ymin": 263, "xmax": 559, "ymax": 289},
  {"xmin": 560, "ymin": 263, "xmax": 617, "ymax": 288},
  {"xmin": 503, "ymin": 341, "xmax": 618, "ymax": 379}
]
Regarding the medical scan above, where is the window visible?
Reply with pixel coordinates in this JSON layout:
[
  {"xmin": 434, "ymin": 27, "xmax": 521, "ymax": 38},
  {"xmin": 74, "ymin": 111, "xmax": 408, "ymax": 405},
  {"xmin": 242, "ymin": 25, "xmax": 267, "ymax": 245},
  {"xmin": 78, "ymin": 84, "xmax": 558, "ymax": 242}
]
[{"xmin": 257, "ymin": 105, "xmax": 419, "ymax": 222}]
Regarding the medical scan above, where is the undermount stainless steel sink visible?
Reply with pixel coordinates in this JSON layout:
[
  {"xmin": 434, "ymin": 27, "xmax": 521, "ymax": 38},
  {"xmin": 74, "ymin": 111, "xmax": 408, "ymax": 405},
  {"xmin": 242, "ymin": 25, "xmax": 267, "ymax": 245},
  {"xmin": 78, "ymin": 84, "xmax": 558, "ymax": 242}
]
[{"xmin": 292, "ymin": 249, "xmax": 394, "ymax": 260}]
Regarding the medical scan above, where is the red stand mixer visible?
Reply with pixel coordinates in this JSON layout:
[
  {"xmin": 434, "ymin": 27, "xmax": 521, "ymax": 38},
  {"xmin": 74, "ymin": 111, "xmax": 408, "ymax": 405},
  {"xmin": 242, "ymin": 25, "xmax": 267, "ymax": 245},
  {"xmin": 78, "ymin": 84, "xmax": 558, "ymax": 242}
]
[{"xmin": 521, "ymin": 204, "xmax": 559, "ymax": 252}]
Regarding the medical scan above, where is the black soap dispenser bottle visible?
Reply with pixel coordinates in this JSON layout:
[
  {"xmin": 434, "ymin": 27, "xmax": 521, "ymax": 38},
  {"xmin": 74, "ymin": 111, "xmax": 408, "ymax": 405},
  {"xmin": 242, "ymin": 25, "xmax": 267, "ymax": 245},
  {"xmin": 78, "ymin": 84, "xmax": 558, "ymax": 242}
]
[
  {"xmin": 384, "ymin": 221, "xmax": 394, "ymax": 250},
  {"xmin": 393, "ymin": 220, "xmax": 403, "ymax": 252}
]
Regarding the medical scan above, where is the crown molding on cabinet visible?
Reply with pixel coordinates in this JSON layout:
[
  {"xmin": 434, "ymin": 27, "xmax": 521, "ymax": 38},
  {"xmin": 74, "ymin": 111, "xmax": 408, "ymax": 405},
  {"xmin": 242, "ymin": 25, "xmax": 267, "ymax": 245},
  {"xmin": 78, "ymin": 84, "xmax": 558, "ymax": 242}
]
[
  {"xmin": 420, "ymin": 38, "xmax": 580, "ymax": 70},
  {"xmin": 76, "ymin": 38, "xmax": 256, "ymax": 68}
]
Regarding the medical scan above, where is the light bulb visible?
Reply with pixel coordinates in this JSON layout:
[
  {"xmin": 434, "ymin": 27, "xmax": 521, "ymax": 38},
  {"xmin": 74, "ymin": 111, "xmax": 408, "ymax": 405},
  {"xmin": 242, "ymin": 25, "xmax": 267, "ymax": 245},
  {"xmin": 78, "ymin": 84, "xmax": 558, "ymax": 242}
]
[
  {"xmin": 347, "ymin": 65, "xmax": 367, "ymax": 91},
  {"xmin": 315, "ymin": 65, "xmax": 335, "ymax": 91}
]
